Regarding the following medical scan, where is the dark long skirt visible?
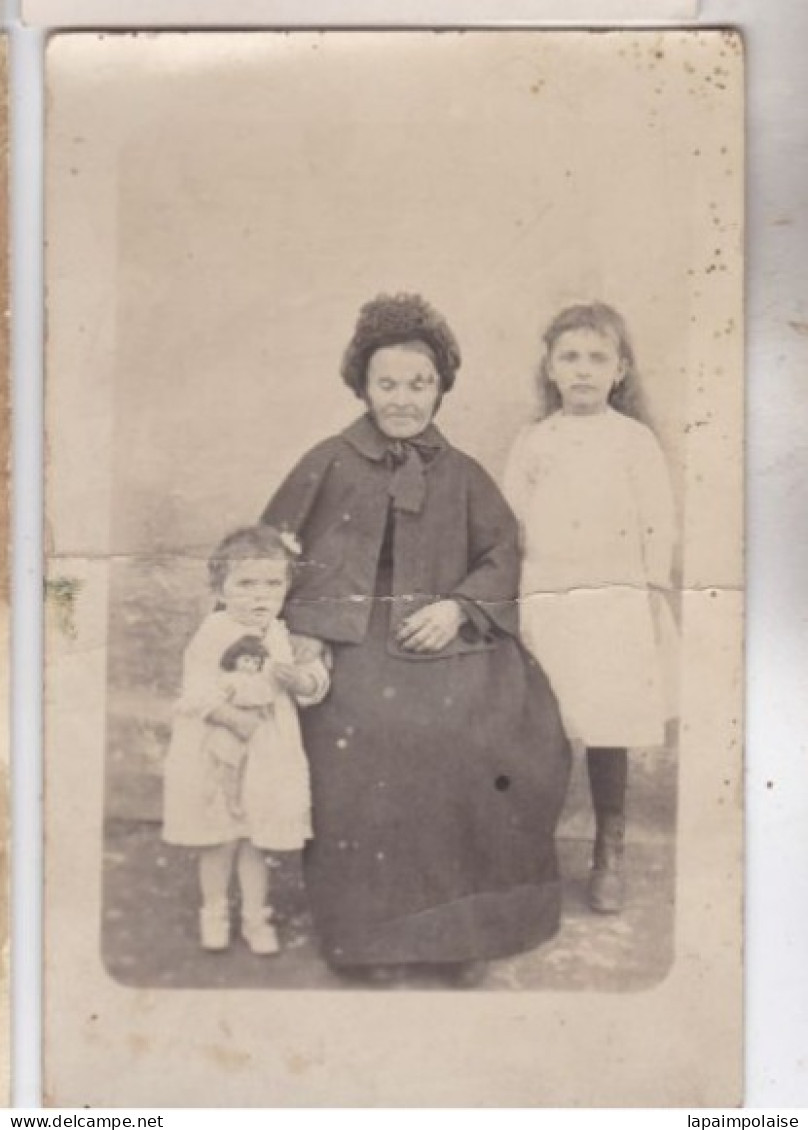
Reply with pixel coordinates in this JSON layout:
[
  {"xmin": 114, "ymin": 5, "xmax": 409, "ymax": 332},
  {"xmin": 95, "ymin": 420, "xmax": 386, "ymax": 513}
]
[{"xmin": 301, "ymin": 600, "xmax": 571, "ymax": 967}]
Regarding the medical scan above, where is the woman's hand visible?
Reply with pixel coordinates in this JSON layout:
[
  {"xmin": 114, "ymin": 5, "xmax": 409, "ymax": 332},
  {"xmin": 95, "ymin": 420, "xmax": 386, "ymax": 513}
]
[
  {"xmin": 274, "ymin": 662, "xmax": 318, "ymax": 698},
  {"xmin": 396, "ymin": 600, "xmax": 466, "ymax": 653}
]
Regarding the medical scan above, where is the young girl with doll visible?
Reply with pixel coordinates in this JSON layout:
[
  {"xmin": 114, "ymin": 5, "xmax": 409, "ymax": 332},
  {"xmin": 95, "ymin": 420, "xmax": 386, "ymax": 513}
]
[
  {"xmin": 504, "ymin": 302, "xmax": 677, "ymax": 914},
  {"xmin": 162, "ymin": 525, "xmax": 329, "ymax": 954}
]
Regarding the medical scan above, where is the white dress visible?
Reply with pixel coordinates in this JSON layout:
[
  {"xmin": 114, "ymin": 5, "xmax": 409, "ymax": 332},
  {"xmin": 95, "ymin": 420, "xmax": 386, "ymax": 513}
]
[
  {"xmin": 162, "ymin": 611, "xmax": 329, "ymax": 850},
  {"xmin": 503, "ymin": 409, "xmax": 677, "ymax": 748}
]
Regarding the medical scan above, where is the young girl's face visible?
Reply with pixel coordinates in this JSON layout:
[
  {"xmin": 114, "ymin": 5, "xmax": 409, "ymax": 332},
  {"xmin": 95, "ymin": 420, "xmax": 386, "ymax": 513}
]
[
  {"xmin": 547, "ymin": 326, "xmax": 626, "ymax": 416},
  {"xmin": 220, "ymin": 558, "xmax": 289, "ymax": 629},
  {"xmin": 235, "ymin": 654, "xmax": 263, "ymax": 674}
]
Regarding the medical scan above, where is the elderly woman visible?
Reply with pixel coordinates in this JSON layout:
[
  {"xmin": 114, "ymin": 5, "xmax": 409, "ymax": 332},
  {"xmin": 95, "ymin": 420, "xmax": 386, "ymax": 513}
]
[{"xmin": 261, "ymin": 293, "xmax": 570, "ymax": 983}]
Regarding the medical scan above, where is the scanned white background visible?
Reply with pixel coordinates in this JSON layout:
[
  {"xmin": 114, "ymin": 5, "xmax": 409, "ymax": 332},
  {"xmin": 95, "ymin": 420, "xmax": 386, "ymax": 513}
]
[{"xmin": 22, "ymin": 0, "xmax": 698, "ymax": 28}]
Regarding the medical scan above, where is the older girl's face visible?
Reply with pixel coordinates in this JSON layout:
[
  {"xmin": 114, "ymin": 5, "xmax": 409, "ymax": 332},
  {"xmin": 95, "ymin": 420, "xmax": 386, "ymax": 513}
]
[
  {"xmin": 548, "ymin": 327, "xmax": 625, "ymax": 416},
  {"xmin": 365, "ymin": 343, "xmax": 441, "ymax": 440}
]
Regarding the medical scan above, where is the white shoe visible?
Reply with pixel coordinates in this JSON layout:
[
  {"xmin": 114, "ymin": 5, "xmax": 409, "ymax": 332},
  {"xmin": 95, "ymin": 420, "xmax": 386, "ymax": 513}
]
[
  {"xmin": 200, "ymin": 903, "xmax": 230, "ymax": 951},
  {"xmin": 242, "ymin": 910, "xmax": 280, "ymax": 956}
]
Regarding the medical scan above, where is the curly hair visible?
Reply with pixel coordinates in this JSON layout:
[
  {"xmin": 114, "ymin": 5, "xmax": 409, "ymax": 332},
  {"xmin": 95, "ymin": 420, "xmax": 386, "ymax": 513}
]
[
  {"xmin": 207, "ymin": 524, "xmax": 296, "ymax": 593},
  {"xmin": 534, "ymin": 302, "xmax": 653, "ymax": 428},
  {"xmin": 341, "ymin": 292, "xmax": 462, "ymax": 397}
]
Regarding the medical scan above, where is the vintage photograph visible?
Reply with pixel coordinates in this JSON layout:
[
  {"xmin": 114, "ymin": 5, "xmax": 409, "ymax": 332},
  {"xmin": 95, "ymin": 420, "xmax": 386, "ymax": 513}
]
[
  {"xmin": 104, "ymin": 295, "xmax": 679, "ymax": 995},
  {"xmin": 45, "ymin": 30, "xmax": 743, "ymax": 1105}
]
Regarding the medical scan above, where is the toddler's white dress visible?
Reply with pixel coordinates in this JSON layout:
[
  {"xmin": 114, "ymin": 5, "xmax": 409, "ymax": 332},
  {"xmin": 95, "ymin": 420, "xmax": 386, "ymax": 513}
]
[
  {"xmin": 504, "ymin": 408, "xmax": 677, "ymax": 748},
  {"xmin": 162, "ymin": 611, "xmax": 329, "ymax": 850}
]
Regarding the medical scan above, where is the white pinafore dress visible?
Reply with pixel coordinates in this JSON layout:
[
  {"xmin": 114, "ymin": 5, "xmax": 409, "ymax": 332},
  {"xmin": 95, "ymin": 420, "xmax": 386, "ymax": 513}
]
[
  {"xmin": 503, "ymin": 409, "xmax": 678, "ymax": 749},
  {"xmin": 162, "ymin": 611, "xmax": 328, "ymax": 850}
]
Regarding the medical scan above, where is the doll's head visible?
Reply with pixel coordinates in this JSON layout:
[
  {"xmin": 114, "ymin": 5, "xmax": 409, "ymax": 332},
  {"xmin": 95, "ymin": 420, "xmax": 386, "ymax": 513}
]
[
  {"xmin": 535, "ymin": 303, "xmax": 650, "ymax": 424},
  {"xmin": 219, "ymin": 634, "xmax": 269, "ymax": 674},
  {"xmin": 208, "ymin": 525, "xmax": 301, "ymax": 629}
]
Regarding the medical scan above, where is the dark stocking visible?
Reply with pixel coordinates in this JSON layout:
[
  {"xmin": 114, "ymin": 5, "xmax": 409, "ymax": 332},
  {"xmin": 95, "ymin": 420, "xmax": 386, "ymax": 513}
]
[
  {"xmin": 585, "ymin": 748, "xmax": 628, "ymax": 912},
  {"xmin": 586, "ymin": 746, "xmax": 628, "ymax": 820}
]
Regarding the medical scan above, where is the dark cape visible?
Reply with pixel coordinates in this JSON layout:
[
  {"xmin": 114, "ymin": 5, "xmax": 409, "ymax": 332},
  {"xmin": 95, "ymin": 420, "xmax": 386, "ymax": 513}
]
[{"xmin": 262, "ymin": 415, "xmax": 570, "ymax": 966}]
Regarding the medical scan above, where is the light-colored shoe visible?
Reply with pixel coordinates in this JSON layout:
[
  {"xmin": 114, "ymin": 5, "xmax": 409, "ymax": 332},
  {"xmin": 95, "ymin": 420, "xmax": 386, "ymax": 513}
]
[
  {"xmin": 200, "ymin": 903, "xmax": 231, "ymax": 951},
  {"xmin": 242, "ymin": 910, "xmax": 280, "ymax": 956}
]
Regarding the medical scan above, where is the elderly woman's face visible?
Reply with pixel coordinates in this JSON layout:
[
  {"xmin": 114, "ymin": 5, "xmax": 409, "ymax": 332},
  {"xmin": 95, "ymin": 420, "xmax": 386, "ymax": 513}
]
[{"xmin": 365, "ymin": 343, "xmax": 441, "ymax": 440}]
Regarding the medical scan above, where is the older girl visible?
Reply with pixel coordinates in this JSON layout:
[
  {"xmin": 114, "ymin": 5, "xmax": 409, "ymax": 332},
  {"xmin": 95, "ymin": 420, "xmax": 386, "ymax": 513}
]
[
  {"xmin": 162, "ymin": 525, "xmax": 329, "ymax": 955},
  {"xmin": 504, "ymin": 303, "xmax": 677, "ymax": 914}
]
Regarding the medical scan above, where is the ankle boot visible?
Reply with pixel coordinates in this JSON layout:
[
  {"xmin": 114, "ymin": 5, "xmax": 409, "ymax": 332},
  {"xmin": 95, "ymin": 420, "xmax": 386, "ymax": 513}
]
[
  {"xmin": 588, "ymin": 812, "xmax": 626, "ymax": 914},
  {"xmin": 241, "ymin": 909, "xmax": 280, "ymax": 956}
]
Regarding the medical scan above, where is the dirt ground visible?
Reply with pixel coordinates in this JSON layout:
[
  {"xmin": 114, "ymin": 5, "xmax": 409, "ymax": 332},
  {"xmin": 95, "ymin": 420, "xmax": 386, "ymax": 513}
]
[{"xmin": 102, "ymin": 821, "xmax": 675, "ymax": 993}]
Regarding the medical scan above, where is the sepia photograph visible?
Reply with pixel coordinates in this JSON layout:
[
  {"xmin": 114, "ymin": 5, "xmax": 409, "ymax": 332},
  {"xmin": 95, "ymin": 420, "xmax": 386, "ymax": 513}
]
[{"xmin": 45, "ymin": 29, "xmax": 743, "ymax": 1105}]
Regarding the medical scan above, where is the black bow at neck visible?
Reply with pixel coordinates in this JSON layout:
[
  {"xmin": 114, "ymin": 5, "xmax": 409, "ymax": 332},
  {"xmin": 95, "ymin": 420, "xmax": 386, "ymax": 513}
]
[{"xmin": 342, "ymin": 414, "xmax": 446, "ymax": 514}]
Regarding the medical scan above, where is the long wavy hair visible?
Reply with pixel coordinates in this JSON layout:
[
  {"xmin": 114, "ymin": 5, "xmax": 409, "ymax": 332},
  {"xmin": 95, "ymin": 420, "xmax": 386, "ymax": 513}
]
[{"xmin": 534, "ymin": 303, "xmax": 653, "ymax": 428}]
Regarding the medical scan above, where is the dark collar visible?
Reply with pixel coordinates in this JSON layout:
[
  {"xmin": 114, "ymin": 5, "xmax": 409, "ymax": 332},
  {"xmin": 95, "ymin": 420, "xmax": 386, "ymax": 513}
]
[{"xmin": 341, "ymin": 413, "xmax": 448, "ymax": 462}]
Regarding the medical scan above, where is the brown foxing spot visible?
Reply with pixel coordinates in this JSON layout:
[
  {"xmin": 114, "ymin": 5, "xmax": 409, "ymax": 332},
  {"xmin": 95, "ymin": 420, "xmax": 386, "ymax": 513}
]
[{"xmin": 201, "ymin": 1044, "xmax": 252, "ymax": 1071}]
